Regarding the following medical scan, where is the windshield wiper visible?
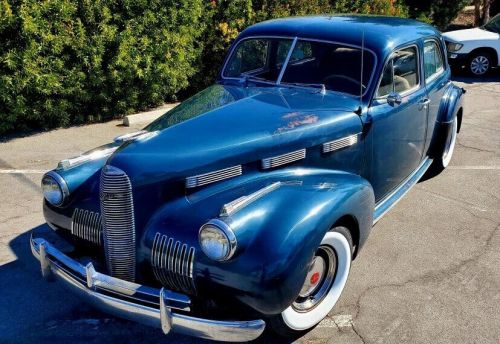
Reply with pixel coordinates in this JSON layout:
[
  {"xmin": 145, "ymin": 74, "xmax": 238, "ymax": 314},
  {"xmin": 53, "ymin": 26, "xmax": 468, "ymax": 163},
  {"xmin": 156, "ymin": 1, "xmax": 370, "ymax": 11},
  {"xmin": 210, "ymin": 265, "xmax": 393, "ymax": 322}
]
[
  {"xmin": 280, "ymin": 82, "xmax": 327, "ymax": 94},
  {"xmin": 239, "ymin": 73, "xmax": 273, "ymax": 86}
]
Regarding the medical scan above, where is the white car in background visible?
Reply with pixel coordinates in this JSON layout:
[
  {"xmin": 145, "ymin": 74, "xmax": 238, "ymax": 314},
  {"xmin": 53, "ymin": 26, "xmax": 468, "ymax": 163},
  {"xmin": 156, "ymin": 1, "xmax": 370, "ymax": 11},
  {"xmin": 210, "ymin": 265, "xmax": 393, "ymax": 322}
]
[{"xmin": 443, "ymin": 13, "xmax": 500, "ymax": 76}]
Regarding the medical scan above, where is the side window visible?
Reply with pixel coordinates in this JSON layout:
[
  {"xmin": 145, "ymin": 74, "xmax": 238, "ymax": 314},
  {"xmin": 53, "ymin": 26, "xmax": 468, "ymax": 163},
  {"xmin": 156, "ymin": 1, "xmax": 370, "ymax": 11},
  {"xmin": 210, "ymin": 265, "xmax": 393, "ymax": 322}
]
[
  {"xmin": 393, "ymin": 47, "xmax": 419, "ymax": 93},
  {"xmin": 424, "ymin": 40, "xmax": 444, "ymax": 81},
  {"xmin": 377, "ymin": 60, "xmax": 394, "ymax": 97},
  {"xmin": 376, "ymin": 46, "xmax": 419, "ymax": 97}
]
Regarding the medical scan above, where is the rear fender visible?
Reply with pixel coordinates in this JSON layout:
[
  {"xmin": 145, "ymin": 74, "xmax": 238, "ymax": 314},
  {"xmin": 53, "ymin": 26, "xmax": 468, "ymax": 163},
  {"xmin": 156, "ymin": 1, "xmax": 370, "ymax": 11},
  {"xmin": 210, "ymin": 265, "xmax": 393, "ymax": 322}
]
[{"xmin": 429, "ymin": 83, "xmax": 465, "ymax": 157}]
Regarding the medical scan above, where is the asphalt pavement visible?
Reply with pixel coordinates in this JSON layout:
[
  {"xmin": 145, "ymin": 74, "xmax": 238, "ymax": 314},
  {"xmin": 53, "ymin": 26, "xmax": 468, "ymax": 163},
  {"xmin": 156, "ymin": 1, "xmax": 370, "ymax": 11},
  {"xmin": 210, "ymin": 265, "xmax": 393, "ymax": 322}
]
[{"xmin": 0, "ymin": 74, "xmax": 499, "ymax": 344}]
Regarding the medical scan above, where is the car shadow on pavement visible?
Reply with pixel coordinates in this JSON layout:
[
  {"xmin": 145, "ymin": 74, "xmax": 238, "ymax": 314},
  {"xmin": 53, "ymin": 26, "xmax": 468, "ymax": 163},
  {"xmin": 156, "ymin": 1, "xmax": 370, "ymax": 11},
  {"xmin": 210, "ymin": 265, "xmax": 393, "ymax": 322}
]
[
  {"xmin": 0, "ymin": 225, "xmax": 290, "ymax": 344},
  {"xmin": 451, "ymin": 67, "xmax": 500, "ymax": 83}
]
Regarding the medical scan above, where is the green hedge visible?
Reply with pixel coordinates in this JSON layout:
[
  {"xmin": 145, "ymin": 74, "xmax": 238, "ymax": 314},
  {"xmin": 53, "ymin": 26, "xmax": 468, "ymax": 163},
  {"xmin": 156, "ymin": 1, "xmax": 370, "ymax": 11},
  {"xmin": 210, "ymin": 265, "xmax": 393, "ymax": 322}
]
[{"xmin": 1, "ymin": 0, "xmax": 411, "ymax": 136}]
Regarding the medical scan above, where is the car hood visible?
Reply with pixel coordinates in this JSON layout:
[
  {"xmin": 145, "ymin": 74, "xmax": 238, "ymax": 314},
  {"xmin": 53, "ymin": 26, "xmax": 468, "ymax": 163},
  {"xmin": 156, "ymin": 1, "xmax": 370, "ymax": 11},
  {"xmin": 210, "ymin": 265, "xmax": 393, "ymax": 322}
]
[
  {"xmin": 443, "ymin": 27, "xmax": 500, "ymax": 42},
  {"xmin": 107, "ymin": 84, "xmax": 362, "ymax": 186}
]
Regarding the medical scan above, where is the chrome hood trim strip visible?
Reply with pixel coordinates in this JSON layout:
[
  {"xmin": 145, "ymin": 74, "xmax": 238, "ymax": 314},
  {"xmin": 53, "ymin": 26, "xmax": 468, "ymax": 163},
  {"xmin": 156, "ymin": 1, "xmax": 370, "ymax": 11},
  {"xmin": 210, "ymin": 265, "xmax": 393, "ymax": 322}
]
[{"xmin": 220, "ymin": 182, "xmax": 282, "ymax": 217}]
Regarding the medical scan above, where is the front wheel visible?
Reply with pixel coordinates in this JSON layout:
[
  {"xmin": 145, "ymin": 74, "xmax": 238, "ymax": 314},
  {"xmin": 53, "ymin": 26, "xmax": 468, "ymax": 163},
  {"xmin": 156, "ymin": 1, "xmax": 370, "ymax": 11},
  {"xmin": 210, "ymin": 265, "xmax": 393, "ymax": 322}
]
[
  {"xmin": 269, "ymin": 226, "xmax": 353, "ymax": 337},
  {"xmin": 468, "ymin": 52, "xmax": 492, "ymax": 76}
]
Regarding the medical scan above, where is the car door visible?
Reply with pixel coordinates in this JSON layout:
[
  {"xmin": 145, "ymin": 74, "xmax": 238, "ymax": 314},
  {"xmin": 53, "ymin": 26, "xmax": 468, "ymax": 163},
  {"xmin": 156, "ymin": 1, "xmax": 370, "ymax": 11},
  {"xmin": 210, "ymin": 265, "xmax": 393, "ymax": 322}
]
[
  {"xmin": 368, "ymin": 45, "xmax": 429, "ymax": 201},
  {"xmin": 423, "ymin": 38, "xmax": 448, "ymax": 154}
]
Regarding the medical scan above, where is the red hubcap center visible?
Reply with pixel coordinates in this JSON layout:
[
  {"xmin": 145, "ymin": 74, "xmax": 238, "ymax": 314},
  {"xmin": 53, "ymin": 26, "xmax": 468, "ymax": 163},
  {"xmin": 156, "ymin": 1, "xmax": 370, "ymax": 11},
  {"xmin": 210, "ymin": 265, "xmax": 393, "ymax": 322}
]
[{"xmin": 310, "ymin": 272, "xmax": 320, "ymax": 285}]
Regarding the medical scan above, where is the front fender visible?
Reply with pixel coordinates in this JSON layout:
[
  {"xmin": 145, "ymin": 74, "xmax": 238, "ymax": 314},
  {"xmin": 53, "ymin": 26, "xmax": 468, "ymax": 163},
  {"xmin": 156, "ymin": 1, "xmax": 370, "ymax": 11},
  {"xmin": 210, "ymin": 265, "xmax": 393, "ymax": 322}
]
[
  {"xmin": 140, "ymin": 168, "xmax": 374, "ymax": 315},
  {"xmin": 215, "ymin": 171, "xmax": 374, "ymax": 314}
]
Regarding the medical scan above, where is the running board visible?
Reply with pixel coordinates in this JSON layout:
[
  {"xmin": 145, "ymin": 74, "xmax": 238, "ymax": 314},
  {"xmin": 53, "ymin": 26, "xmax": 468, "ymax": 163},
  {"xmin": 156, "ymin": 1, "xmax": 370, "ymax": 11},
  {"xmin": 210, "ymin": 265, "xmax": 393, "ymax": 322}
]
[{"xmin": 373, "ymin": 158, "xmax": 433, "ymax": 224}]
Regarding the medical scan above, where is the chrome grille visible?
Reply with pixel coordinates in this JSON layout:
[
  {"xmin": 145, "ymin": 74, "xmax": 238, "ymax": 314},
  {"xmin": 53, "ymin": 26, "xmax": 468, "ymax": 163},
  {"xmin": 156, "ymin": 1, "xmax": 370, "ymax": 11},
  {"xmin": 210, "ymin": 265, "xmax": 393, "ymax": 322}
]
[
  {"xmin": 261, "ymin": 149, "xmax": 306, "ymax": 169},
  {"xmin": 151, "ymin": 232, "xmax": 196, "ymax": 294},
  {"xmin": 100, "ymin": 165, "xmax": 136, "ymax": 282},
  {"xmin": 322, "ymin": 134, "xmax": 359, "ymax": 153},
  {"xmin": 185, "ymin": 165, "xmax": 242, "ymax": 188},
  {"xmin": 71, "ymin": 208, "xmax": 102, "ymax": 245}
]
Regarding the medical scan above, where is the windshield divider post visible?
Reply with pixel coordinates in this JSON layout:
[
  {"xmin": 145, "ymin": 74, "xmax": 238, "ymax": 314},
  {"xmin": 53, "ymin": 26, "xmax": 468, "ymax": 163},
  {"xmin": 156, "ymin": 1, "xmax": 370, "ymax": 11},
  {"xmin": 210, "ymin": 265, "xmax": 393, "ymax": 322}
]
[{"xmin": 276, "ymin": 37, "xmax": 298, "ymax": 85}]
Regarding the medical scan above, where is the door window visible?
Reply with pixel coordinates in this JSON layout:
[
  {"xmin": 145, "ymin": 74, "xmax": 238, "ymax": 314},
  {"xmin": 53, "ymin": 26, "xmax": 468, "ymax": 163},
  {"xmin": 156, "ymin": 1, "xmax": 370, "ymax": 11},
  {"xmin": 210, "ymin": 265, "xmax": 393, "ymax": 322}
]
[
  {"xmin": 376, "ymin": 46, "xmax": 419, "ymax": 97},
  {"xmin": 424, "ymin": 40, "xmax": 445, "ymax": 81}
]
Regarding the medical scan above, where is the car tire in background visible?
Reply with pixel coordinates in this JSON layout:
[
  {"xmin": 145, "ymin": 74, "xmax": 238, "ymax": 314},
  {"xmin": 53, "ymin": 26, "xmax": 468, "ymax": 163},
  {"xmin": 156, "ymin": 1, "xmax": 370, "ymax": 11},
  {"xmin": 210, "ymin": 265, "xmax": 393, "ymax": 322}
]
[
  {"xmin": 468, "ymin": 51, "xmax": 492, "ymax": 76},
  {"xmin": 268, "ymin": 226, "xmax": 353, "ymax": 338}
]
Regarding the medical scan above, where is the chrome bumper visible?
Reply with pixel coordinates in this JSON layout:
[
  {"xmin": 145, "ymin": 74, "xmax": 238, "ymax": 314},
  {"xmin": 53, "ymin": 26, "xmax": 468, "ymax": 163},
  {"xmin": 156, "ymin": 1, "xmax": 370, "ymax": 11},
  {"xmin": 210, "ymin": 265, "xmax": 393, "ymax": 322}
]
[{"xmin": 30, "ymin": 232, "xmax": 265, "ymax": 342}]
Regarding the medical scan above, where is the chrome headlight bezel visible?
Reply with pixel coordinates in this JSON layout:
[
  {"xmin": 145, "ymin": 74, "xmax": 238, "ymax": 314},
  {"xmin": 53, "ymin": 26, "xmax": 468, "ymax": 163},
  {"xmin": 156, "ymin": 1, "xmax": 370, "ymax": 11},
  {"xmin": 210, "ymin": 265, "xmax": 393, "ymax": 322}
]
[
  {"xmin": 41, "ymin": 171, "xmax": 69, "ymax": 206},
  {"xmin": 199, "ymin": 219, "xmax": 237, "ymax": 261}
]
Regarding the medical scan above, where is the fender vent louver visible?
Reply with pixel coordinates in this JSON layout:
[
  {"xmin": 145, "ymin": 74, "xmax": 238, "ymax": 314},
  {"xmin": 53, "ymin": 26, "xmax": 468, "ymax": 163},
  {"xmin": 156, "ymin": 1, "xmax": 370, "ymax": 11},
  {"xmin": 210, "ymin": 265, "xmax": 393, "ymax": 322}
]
[
  {"xmin": 261, "ymin": 149, "xmax": 306, "ymax": 169},
  {"xmin": 151, "ymin": 232, "xmax": 196, "ymax": 295},
  {"xmin": 322, "ymin": 133, "xmax": 359, "ymax": 153},
  {"xmin": 185, "ymin": 165, "xmax": 242, "ymax": 188}
]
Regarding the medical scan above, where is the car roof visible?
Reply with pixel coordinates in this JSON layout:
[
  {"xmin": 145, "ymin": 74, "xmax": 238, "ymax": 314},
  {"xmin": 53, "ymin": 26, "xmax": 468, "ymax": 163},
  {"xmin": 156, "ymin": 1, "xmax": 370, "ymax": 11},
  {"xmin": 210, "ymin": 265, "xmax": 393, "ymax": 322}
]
[{"xmin": 238, "ymin": 15, "xmax": 441, "ymax": 58}]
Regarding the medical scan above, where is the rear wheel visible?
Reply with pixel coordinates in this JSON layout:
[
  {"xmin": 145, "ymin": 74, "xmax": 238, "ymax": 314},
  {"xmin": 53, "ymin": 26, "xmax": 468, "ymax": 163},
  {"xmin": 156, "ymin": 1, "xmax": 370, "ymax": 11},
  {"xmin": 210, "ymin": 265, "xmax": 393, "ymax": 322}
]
[
  {"xmin": 269, "ymin": 226, "xmax": 353, "ymax": 337},
  {"xmin": 432, "ymin": 116, "xmax": 458, "ymax": 172}
]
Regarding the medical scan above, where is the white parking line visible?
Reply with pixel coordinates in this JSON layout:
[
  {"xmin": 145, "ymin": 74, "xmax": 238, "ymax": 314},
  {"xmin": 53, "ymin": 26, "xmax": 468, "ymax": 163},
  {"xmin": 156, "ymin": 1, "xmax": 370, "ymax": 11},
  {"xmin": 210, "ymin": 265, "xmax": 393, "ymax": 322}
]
[
  {"xmin": 0, "ymin": 169, "xmax": 47, "ymax": 174},
  {"xmin": 448, "ymin": 166, "xmax": 500, "ymax": 170}
]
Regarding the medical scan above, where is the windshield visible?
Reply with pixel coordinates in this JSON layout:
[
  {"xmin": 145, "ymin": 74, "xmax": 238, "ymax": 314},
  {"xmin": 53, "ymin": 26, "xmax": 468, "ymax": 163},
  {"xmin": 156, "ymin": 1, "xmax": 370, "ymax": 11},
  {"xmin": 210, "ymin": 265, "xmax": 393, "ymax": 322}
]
[
  {"xmin": 222, "ymin": 37, "xmax": 375, "ymax": 96},
  {"xmin": 484, "ymin": 14, "xmax": 500, "ymax": 33}
]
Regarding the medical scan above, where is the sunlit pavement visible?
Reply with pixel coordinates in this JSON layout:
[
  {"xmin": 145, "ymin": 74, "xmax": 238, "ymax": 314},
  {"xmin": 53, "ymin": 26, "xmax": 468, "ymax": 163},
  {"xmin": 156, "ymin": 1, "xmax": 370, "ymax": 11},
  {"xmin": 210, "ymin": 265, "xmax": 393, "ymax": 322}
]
[{"xmin": 0, "ymin": 73, "xmax": 499, "ymax": 343}]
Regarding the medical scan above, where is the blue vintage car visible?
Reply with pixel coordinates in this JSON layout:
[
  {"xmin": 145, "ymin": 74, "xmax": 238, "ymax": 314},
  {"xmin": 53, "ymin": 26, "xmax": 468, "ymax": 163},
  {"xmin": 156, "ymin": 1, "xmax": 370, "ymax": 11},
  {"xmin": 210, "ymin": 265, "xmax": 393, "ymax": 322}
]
[{"xmin": 32, "ymin": 15, "xmax": 464, "ymax": 341}]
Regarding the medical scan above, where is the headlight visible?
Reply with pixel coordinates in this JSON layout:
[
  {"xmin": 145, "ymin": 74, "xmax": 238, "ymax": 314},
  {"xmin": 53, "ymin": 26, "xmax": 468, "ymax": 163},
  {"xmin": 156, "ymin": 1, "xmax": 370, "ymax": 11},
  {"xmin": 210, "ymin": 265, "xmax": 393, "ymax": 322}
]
[
  {"xmin": 199, "ymin": 219, "xmax": 237, "ymax": 261},
  {"xmin": 41, "ymin": 172, "xmax": 69, "ymax": 206},
  {"xmin": 446, "ymin": 42, "xmax": 463, "ymax": 52}
]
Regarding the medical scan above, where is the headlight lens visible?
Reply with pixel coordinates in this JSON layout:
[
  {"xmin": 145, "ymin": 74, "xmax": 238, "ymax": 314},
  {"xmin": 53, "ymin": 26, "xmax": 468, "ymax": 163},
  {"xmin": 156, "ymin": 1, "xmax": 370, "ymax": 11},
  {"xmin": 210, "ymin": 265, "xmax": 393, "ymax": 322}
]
[
  {"xmin": 41, "ymin": 172, "xmax": 67, "ymax": 206},
  {"xmin": 199, "ymin": 219, "xmax": 237, "ymax": 261},
  {"xmin": 446, "ymin": 42, "xmax": 463, "ymax": 52}
]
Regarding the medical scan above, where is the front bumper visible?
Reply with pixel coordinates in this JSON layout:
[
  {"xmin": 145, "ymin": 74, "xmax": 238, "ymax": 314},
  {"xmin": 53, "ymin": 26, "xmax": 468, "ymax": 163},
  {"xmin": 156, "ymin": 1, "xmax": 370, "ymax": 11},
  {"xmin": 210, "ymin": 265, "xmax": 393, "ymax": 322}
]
[
  {"xmin": 30, "ymin": 229, "xmax": 265, "ymax": 342},
  {"xmin": 447, "ymin": 52, "xmax": 468, "ymax": 67}
]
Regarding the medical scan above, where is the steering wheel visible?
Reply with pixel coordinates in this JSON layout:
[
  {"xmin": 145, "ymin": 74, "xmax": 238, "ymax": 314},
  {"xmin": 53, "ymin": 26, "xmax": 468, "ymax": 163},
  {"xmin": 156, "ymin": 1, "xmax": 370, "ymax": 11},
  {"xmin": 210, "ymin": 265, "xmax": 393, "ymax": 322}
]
[{"xmin": 322, "ymin": 74, "xmax": 366, "ymax": 92}]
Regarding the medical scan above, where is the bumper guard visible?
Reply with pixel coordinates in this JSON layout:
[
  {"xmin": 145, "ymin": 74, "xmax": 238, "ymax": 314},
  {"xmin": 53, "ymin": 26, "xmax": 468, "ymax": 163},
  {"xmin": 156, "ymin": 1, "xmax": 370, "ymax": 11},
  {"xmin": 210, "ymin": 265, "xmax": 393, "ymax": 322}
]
[{"xmin": 30, "ymin": 232, "xmax": 265, "ymax": 342}]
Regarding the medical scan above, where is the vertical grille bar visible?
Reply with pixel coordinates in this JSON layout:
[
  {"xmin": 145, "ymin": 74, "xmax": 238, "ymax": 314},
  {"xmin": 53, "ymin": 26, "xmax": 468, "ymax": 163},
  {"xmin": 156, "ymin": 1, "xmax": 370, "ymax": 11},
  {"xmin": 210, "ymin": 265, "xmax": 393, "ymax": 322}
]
[
  {"xmin": 71, "ymin": 208, "xmax": 102, "ymax": 245},
  {"xmin": 100, "ymin": 165, "xmax": 136, "ymax": 282},
  {"xmin": 151, "ymin": 232, "xmax": 196, "ymax": 294}
]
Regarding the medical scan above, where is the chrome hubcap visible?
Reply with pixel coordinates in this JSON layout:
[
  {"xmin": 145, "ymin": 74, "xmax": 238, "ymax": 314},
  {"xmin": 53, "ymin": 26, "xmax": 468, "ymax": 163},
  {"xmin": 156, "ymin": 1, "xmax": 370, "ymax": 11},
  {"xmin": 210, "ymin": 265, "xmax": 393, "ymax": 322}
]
[
  {"xmin": 293, "ymin": 246, "xmax": 337, "ymax": 312},
  {"xmin": 471, "ymin": 56, "xmax": 489, "ymax": 75}
]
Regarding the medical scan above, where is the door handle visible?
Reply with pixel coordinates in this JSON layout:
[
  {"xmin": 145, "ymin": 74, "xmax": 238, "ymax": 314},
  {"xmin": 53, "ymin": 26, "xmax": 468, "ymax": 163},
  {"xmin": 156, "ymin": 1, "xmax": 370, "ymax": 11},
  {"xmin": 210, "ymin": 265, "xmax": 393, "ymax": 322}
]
[{"xmin": 419, "ymin": 98, "xmax": 430, "ymax": 110}]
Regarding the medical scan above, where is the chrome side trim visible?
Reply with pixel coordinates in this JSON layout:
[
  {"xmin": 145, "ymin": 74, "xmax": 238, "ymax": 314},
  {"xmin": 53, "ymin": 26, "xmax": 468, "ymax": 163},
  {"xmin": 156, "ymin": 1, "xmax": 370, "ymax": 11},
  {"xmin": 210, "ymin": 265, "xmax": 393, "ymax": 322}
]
[
  {"xmin": 30, "ymin": 236, "xmax": 265, "ymax": 342},
  {"xmin": 261, "ymin": 149, "xmax": 306, "ymax": 169},
  {"xmin": 71, "ymin": 208, "xmax": 103, "ymax": 245},
  {"xmin": 373, "ymin": 157, "xmax": 433, "ymax": 224},
  {"xmin": 151, "ymin": 233, "xmax": 196, "ymax": 294},
  {"xmin": 185, "ymin": 165, "xmax": 242, "ymax": 188},
  {"xmin": 322, "ymin": 133, "xmax": 360, "ymax": 153},
  {"xmin": 220, "ymin": 182, "xmax": 282, "ymax": 217}
]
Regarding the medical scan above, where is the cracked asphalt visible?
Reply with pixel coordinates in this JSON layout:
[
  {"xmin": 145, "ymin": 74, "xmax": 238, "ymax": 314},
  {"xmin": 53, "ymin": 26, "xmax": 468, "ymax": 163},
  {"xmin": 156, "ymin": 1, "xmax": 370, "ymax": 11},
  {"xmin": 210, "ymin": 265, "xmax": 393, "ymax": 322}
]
[{"xmin": 1, "ymin": 74, "xmax": 499, "ymax": 344}]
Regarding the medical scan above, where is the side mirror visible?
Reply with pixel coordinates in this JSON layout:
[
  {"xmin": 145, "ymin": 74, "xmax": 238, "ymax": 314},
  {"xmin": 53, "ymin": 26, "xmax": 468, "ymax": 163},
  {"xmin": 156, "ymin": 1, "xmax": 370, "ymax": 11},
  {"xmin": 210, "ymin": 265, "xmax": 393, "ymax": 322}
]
[{"xmin": 387, "ymin": 92, "xmax": 402, "ymax": 106}]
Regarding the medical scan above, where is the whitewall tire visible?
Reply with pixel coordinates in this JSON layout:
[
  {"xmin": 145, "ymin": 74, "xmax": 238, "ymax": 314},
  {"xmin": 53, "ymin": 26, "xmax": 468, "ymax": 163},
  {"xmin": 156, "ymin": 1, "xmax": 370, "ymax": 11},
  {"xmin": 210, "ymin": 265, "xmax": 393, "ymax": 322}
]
[
  {"xmin": 441, "ymin": 118, "xmax": 458, "ymax": 168},
  {"xmin": 269, "ymin": 226, "xmax": 353, "ymax": 337}
]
